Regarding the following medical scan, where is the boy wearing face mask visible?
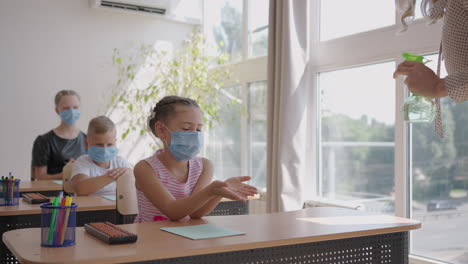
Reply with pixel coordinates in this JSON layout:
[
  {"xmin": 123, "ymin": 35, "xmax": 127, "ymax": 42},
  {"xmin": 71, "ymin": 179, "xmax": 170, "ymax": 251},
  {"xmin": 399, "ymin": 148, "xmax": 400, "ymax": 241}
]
[
  {"xmin": 71, "ymin": 116, "xmax": 132, "ymax": 196},
  {"xmin": 31, "ymin": 90, "xmax": 87, "ymax": 180}
]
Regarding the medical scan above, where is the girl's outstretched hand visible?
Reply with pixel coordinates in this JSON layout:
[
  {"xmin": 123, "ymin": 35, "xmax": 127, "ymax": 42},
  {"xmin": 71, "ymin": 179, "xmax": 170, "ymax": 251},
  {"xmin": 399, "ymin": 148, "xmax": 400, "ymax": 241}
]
[
  {"xmin": 225, "ymin": 176, "xmax": 257, "ymax": 201},
  {"xmin": 209, "ymin": 176, "xmax": 257, "ymax": 202}
]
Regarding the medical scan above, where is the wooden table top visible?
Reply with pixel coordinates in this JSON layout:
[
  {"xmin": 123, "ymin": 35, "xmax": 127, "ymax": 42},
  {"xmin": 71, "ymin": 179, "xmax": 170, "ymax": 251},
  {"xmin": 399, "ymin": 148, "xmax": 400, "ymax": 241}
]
[
  {"xmin": 2, "ymin": 207, "xmax": 421, "ymax": 264},
  {"xmin": 19, "ymin": 180, "xmax": 63, "ymax": 192},
  {"xmin": 0, "ymin": 196, "xmax": 116, "ymax": 216}
]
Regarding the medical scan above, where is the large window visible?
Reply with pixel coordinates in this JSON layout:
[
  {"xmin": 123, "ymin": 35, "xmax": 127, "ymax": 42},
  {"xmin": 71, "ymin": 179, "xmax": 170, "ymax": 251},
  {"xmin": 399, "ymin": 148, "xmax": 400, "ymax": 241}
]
[
  {"xmin": 314, "ymin": 1, "xmax": 466, "ymax": 263},
  {"xmin": 203, "ymin": 0, "xmax": 268, "ymax": 190}
]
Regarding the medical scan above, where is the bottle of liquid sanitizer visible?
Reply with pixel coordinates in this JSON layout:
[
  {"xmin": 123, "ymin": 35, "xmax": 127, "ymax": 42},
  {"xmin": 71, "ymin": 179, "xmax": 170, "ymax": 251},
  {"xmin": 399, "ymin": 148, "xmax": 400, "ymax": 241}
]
[{"xmin": 401, "ymin": 53, "xmax": 436, "ymax": 123}]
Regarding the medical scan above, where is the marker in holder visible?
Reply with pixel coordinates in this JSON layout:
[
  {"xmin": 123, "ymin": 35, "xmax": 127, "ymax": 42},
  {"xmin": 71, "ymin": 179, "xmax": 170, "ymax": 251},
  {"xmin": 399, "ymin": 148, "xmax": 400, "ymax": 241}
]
[
  {"xmin": 0, "ymin": 178, "xmax": 21, "ymax": 206},
  {"xmin": 40, "ymin": 200, "xmax": 77, "ymax": 247}
]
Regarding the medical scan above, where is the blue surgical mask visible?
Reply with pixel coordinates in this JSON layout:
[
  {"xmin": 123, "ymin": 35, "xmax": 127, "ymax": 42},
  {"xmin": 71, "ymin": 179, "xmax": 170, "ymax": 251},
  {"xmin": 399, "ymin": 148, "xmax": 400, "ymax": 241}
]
[
  {"xmin": 163, "ymin": 125, "xmax": 203, "ymax": 161},
  {"xmin": 59, "ymin": 109, "xmax": 80, "ymax": 126},
  {"xmin": 88, "ymin": 146, "xmax": 118, "ymax": 162}
]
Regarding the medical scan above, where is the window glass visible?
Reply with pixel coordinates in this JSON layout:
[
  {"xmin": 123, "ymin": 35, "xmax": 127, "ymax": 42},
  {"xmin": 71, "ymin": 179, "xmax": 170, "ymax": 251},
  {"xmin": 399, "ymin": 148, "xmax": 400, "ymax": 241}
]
[
  {"xmin": 248, "ymin": 0, "xmax": 269, "ymax": 58},
  {"xmin": 205, "ymin": 0, "xmax": 243, "ymax": 62},
  {"xmin": 411, "ymin": 54, "xmax": 468, "ymax": 264},
  {"xmin": 205, "ymin": 86, "xmax": 242, "ymax": 180},
  {"xmin": 319, "ymin": 62, "xmax": 396, "ymax": 214},
  {"xmin": 248, "ymin": 81, "xmax": 267, "ymax": 189},
  {"xmin": 320, "ymin": 0, "xmax": 395, "ymax": 41}
]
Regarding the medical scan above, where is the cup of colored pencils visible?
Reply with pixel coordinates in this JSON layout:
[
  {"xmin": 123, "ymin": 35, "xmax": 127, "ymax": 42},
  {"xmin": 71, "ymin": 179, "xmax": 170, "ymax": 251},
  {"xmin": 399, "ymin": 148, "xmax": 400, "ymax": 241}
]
[
  {"xmin": 0, "ymin": 175, "xmax": 21, "ymax": 206},
  {"xmin": 40, "ymin": 194, "xmax": 77, "ymax": 247}
]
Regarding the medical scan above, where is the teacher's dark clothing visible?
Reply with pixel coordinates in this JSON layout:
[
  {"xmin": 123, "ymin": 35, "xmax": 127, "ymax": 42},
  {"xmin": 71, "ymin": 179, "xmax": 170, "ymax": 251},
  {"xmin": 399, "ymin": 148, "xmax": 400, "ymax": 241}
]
[{"xmin": 31, "ymin": 130, "xmax": 87, "ymax": 176}]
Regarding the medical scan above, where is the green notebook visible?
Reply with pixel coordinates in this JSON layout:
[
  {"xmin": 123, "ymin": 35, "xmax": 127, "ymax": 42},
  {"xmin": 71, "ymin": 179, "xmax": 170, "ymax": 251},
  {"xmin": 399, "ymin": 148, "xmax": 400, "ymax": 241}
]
[
  {"xmin": 160, "ymin": 224, "xmax": 245, "ymax": 240},
  {"xmin": 101, "ymin": 195, "xmax": 116, "ymax": 201}
]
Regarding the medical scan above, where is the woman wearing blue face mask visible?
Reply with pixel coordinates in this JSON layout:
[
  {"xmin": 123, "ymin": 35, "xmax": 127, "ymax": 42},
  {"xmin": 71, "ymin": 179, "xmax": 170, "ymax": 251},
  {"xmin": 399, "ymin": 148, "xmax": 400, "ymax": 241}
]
[
  {"xmin": 31, "ymin": 90, "xmax": 87, "ymax": 180},
  {"xmin": 134, "ymin": 95, "xmax": 257, "ymax": 223}
]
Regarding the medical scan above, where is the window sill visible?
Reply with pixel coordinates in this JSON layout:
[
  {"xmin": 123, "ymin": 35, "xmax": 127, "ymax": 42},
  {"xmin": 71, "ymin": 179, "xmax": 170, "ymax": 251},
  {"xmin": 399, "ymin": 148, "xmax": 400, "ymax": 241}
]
[{"xmin": 410, "ymin": 255, "xmax": 450, "ymax": 264}]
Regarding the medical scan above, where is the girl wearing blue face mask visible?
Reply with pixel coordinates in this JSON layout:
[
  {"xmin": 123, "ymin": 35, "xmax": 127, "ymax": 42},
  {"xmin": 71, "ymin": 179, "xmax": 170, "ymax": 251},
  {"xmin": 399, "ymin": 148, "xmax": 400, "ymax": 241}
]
[
  {"xmin": 134, "ymin": 96, "xmax": 257, "ymax": 223},
  {"xmin": 31, "ymin": 90, "xmax": 87, "ymax": 180},
  {"xmin": 71, "ymin": 116, "xmax": 133, "ymax": 196}
]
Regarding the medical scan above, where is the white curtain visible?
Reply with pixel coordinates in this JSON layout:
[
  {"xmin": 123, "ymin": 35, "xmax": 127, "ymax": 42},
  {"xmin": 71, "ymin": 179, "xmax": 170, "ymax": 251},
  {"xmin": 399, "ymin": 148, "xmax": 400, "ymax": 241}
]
[{"xmin": 266, "ymin": 0, "xmax": 312, "ymax": 212}]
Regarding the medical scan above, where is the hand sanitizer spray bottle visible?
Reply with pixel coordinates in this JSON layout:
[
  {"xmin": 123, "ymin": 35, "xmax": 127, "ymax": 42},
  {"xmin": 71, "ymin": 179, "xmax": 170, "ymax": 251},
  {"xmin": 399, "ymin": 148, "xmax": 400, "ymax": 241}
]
[{"xmin": 401, "ymin": 53, "xmax": 436, "ymax": 123}]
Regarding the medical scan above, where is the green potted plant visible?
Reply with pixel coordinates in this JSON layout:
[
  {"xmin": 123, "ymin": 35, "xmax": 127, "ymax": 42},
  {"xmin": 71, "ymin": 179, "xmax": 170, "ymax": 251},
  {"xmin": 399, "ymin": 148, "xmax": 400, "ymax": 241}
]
[{"xmin": 108, "ymin": 30, "xmax": 234, "ymax": 145}]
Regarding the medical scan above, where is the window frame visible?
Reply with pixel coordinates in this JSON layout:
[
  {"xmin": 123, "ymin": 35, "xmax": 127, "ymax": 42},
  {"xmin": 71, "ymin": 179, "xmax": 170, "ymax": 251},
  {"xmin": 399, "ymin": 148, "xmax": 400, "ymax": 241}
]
[
  {"xmin": 310, "ymin": 2, "xmax": 443, "ymax": 263},
  {"xmin": 203, "ymin": 1, "xmax": 449, "ymax": 262}
]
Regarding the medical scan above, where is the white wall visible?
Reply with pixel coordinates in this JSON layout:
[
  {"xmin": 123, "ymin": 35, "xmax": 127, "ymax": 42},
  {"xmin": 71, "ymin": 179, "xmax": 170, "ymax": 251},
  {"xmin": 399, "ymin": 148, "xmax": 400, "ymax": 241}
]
[{"xmin": 0, "ymin": 0, "xmax": 193, "ymax": 180}]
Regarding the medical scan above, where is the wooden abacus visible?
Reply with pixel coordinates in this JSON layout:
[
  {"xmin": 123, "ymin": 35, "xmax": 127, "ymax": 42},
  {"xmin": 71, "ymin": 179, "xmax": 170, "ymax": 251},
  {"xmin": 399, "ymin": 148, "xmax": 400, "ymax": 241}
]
[
  {"xmin": 84, "ymin": 222, "xmax": 137, "ymax": 244},
  {"xmin": 22, "ymin": 193, "xmax": 50, "ymax": 204}
]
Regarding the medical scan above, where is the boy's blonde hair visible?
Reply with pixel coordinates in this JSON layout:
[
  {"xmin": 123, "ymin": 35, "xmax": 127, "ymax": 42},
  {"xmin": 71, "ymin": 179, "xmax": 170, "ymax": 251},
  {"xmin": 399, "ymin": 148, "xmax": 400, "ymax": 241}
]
[
  {"xmin": 88, "ymin": 116, "xmax": 116, "ymax": 136},
  {"xmin": 54, "ymin": 90, "xmax": 81, "ymax": 106}
]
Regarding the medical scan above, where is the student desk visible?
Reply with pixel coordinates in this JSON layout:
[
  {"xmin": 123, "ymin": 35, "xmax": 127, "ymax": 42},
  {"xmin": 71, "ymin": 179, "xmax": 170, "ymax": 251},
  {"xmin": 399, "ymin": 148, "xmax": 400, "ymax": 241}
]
[
  {"xmin": 3, "ymin": 207, "xmax": 420, "ymax": 264},
  {"xmin": 119, "ymin": 195, "xmax": 259, "ymax": 224},
  {"xmin": 207, "ymin": 195, "xmax": 259, "ymax": 216},
  {"xmin": 19, "ymin": 180, "xmax": 63, "ymax": 197},
  {"xmin": 0, "ymin": 196, "xmax": 116, "ymax": 263}
]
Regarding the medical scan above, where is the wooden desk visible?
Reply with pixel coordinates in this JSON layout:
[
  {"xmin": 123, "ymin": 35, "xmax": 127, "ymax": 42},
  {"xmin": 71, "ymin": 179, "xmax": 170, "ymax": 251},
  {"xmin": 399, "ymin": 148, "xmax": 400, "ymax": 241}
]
[
  {"xmin": 3, "ymin": 207, "xmax": 421, "ymax": 264},
  {"xmin": 19, "ymin": 180, "xmax": 63, "ymax": 196},
  {"xmin": 0, "ymin": 196, "xmax": 115, "ymax": 217},
  {"xmin": 118, "ymin": 195, "xmax": 259, "ymax": 224},
  {"xmin": 0, "ymin": 196, "xmax": 117, "ymax": 263}
]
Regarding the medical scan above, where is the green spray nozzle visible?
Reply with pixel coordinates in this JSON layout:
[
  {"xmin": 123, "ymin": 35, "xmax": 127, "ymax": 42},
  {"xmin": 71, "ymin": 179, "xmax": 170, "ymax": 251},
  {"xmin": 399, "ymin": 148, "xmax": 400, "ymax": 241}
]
[
  {"xmin": 402, "ymin": 52, "xmax": 431, "ymax": 64},
  {"xmin": 402, "ymin": 52, "xmax": 424, "ymax": 62}
]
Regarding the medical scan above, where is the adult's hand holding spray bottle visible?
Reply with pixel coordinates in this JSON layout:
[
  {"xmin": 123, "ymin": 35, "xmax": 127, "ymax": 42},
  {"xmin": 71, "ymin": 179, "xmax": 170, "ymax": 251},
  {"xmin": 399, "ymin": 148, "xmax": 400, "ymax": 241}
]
[{"xmin": 401, "ymin": 53, "xmax": 436, "ymax": 123}]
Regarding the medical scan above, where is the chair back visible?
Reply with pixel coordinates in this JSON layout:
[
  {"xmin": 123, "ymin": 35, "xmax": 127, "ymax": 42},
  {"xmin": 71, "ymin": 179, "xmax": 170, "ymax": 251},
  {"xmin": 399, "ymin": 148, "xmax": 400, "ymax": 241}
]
[
  {"xmin": 116, "ymin": 172, "xmax": 138, "ymax": 217},
  {"xmin": 30, "ymin": 167, "xmax": 36, "ymax": 181},
  {"xmin": 62, "ymin": 162, "xmax": 74, "ymax": 194}
]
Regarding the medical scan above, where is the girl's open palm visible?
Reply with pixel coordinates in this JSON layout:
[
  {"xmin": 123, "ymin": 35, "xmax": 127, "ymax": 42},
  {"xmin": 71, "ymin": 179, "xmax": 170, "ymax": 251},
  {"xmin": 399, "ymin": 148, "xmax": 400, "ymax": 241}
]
[
  {"xmin": 209, "ymin": 176, "xmax": 257, "ymax": 202},
  {"xmin": 224, "ymin": 176, "xmax": 257, "ymax": 199}
]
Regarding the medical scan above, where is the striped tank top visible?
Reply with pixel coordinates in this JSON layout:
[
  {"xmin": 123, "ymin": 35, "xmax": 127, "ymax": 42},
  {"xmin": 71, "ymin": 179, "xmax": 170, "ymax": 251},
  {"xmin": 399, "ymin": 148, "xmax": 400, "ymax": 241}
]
[{"xmin": 134, "ymin": 150, "xmax": 203, "ymax": 223}]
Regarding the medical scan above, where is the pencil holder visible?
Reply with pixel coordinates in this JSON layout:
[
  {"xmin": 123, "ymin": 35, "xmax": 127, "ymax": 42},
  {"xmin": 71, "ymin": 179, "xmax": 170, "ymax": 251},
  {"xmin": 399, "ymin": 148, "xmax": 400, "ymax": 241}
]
[
  {"xmin": 0, "ymin": 179, "xmax": 21, "ymax": 206},
  {"xmin": 40, "ymin": 203, "xmax": 78, "ymax": 247}
]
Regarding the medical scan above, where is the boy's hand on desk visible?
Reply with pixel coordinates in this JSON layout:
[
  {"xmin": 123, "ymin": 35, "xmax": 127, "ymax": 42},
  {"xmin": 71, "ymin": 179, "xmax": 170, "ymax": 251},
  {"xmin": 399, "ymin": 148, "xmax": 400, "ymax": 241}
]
[{"xmin": 107, "ymin": 168, "xmax": 131, "ymax": 180}]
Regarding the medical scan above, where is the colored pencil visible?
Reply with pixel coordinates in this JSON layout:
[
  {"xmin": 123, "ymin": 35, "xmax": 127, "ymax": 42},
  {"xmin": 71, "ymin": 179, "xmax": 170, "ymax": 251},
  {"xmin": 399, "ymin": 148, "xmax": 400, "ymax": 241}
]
[
  {"xmin": 10, "ymin": 177, "xmax": 15, "ymax": 204},
  {"xmin": 1, "ymin": 177, "xmax": 6, "ymax": 203},
  {"xmin": 55, "ymin": 196, "xmax": 67, "ymax": 244},
  {"xmin": 59, "ymin": 196, "xmax": 72, "ymax": 245},
  {"xmin": 47, "ymin": 197, "xmax": 60, "ymax": 244}
]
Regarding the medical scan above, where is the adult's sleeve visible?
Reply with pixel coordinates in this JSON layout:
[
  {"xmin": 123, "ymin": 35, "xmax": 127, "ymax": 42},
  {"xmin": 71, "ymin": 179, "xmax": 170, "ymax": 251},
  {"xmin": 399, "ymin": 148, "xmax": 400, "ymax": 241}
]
[
  {"xmin": 428, "ymin": 0, "xmax": 447, "ymax": 20},
  {"xmin": 31, "ymin": 135, "xmax": 49, "ymax": 167},
  {"xmin": 462, "ymin": 0, "xmax": 468, "ymax": 11},
  {"xmin": 445, "ymin": 68, "xmax": 468, "ymax": 103}
]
